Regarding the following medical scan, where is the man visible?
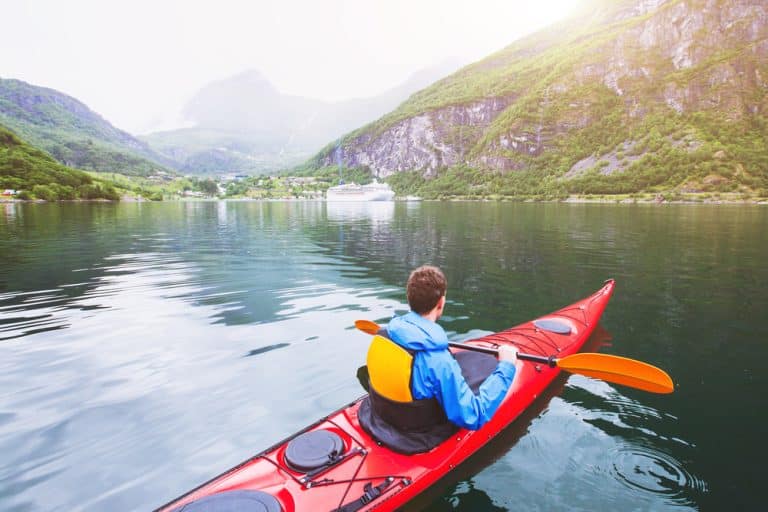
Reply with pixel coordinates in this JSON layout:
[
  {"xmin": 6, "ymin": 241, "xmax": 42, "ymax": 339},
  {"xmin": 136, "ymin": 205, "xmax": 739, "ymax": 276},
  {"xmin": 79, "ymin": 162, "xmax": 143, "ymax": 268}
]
[
  {"xmin": 385, "ymin": 265, "xmax": 517, "ymax": 430},
  {"xmin": 358, "ymin": 265, "xmax": 517, "ymax": 454}
]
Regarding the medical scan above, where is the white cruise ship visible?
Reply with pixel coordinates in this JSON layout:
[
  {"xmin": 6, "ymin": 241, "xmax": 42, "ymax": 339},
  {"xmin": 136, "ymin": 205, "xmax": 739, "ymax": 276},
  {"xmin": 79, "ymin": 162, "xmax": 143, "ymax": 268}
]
[{"xmin": 325, "ymin": 180, "xmax": 395, "ymax": 201}]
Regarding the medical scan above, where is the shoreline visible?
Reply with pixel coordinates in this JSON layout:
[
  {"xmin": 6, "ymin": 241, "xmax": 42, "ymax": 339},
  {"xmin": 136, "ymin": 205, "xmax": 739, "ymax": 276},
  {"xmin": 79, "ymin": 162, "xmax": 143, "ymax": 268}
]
[{"xmin": 2, "ymin": 195, "xmax": 766, "ymax": 205}]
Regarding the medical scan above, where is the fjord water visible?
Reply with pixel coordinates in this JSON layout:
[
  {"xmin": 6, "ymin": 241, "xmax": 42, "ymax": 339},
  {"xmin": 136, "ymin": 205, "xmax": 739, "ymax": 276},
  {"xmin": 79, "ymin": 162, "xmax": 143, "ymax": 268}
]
[{"xmin": 0, "ymin": 201, "xmax": 765, "ymax": 511}]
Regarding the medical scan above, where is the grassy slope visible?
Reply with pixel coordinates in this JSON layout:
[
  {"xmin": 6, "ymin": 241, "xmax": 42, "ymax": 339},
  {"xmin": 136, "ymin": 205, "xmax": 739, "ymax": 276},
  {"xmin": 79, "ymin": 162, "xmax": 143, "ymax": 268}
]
[
  {"xmin": 0, "ymin": 124, "xmax": 120, "ymax": 200},
  {"xmin": 0, "ymin": 79, "xmax": 169, "ymax": 176}
]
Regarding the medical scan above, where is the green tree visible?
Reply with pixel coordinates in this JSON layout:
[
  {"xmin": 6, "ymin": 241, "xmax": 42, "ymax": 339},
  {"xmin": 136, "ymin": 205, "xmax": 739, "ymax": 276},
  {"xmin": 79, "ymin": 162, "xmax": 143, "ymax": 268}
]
[
  {"xmin": 32, "ymin": 184, "xmax": 58, "ymax": 201},
  {"xmin": 198, "ymin": 179, "xmax": 219, "ymax": 196}
]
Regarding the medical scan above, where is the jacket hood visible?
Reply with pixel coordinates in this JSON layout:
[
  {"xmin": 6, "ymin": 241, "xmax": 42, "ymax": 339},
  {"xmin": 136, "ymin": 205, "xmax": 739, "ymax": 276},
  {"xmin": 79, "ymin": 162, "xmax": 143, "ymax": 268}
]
[{"xmin": 386, "ymin": 311, "xmax": 449, "ymax": 351}]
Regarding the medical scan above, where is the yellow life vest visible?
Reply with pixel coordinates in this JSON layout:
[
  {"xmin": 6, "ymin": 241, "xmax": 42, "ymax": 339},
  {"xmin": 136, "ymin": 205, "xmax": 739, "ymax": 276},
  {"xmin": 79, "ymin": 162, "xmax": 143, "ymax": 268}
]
[
  {"xmin": 366, "ymin": 335, "xmax": 414, "ymax": 402},
  {"xmin": 360, "ymin": 334, "xmax": 455, "ymax": 450}
]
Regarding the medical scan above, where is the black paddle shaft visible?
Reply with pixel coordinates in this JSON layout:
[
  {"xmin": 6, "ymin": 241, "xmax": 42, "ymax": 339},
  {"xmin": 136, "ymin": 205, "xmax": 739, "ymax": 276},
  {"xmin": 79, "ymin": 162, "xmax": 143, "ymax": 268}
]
[
  {"xmin": 374, "ymin": 328, "xmax": 556, "ymax": 367},
  {"xmin": 448, "ymin": 341, "xmax": 557, "ymax": 367}
]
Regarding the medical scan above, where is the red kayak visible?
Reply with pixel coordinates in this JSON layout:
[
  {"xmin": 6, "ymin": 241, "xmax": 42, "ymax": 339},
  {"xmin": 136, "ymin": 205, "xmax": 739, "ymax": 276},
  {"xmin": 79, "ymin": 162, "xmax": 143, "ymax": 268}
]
[{"xmin": 156, "ymin": 280, "xmax": 615, "ymax": 512}]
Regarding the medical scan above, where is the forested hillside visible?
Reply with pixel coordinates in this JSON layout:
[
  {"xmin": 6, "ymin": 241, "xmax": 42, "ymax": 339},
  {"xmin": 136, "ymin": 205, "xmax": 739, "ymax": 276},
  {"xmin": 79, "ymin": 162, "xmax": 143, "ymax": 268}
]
[
  {"xmin": 0, "ymin": 125, "xmax": 119, "ymax": 200},
  {"xmin": 0, "ymin": 78, "xmax": 171, "ymax": 176},
  {"xmin": 307, "ymin": 0, "xmax": 768, "ymax": 199}
]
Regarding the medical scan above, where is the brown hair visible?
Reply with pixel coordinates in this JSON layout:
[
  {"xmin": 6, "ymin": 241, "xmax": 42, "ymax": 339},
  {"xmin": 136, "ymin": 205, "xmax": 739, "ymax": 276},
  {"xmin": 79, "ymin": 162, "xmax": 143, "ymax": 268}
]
[{"xmin": 406, "ymin": 265, "xmax": 447, "ymax": 314}]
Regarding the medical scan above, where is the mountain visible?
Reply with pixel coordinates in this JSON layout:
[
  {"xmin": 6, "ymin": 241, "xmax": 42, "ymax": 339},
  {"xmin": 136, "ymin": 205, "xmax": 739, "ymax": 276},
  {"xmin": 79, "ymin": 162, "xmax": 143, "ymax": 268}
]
[
  {"xmin": 141, "ymin": 62, "xmax": 463, "ymax": 175},
  {"xmin": 309, "ymin": 0, "xmax": 768, "ymax": 198},
  {"xmin": 0, "ymin": 78, "xmax": 172, "ymax": 176},
  {"xmin": 0, "ymin": 124, "xmax": 119, "ymax": 200}
]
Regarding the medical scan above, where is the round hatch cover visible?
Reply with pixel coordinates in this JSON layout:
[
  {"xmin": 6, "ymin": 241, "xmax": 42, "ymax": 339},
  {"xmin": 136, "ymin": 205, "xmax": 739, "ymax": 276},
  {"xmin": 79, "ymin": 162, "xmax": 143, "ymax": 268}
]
[
  {"xmin": 533, "ymin": 319, "xmax": 571, "ymax": 334},
  {"xmin": 174, "ymin": 490, "xmax": 282, "ymax": 512},
  {"xmin": 285, "ymin": 429, "xmax": 344, "ymax": 472}
]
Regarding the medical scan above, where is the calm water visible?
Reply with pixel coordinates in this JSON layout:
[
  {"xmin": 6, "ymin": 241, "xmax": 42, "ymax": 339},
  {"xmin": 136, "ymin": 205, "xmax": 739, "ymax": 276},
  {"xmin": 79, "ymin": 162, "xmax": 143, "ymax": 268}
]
[{"xmin": 0, "ymin": 201, "xmax": 766, "ymax": 511}]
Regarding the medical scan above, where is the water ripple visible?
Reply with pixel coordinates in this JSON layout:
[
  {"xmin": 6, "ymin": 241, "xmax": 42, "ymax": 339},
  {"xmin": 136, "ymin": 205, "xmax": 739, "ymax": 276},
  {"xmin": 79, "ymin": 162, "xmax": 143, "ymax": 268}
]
[
  {"xmin": 607, "ymin": 443, "xmax": 707, "ymax": 504},
  {"xmin": 0, "ymin": 251, "xmax": 202, "ymax": 342},
  {"xmin": 567, "ymin": 376, "xmax": 682, "ymax": 440}
]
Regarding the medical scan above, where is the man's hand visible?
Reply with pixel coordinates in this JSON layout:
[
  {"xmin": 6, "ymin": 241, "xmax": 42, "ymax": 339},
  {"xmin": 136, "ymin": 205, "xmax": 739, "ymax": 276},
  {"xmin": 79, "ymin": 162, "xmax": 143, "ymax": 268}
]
[{"xmin": 498, "ymin": 345, "xmax": 517, "ymax": 365}]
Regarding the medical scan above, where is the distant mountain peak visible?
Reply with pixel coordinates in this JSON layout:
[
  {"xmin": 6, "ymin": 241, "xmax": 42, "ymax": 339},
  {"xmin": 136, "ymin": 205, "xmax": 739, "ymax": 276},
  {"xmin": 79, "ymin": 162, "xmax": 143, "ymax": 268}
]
[
  {"xmin": 231, "ymin": 68, "xmax": 272, "ymax": 84},
  {"xmin": 182, "ymin": 69, "xmax": 282, "ymax": 129},
  {"xmin": 145, "ymin": 63, "xmax": 460, "ymax": 174}
]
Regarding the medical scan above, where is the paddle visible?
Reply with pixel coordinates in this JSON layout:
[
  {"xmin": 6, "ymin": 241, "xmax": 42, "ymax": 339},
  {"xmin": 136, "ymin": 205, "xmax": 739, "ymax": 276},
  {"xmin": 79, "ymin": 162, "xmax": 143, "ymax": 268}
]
[{"xmin": 354, "ymin": 320, "xmax": 674, "ymax": 394}]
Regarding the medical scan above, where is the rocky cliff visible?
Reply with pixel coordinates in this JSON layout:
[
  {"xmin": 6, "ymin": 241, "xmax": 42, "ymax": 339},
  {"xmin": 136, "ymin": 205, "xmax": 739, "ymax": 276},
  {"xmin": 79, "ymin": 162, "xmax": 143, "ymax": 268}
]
[{"xmin": 311, "ymin": 0, "xmax": 767, "ymax": 196}]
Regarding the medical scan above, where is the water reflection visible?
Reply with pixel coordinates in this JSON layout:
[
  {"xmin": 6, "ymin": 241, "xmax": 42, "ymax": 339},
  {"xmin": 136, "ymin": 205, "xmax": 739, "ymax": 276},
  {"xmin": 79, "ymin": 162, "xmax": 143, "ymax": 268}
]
[
  {"xmin": 3, "ymin": 202, "xmax": 16, "ymax": 220},
  {"xmin": 0, "ymin": 203, "xmax": 407, "ymax": 510},
  {"xmin": 325, "ymin": 200, "xmax": 395, "ymax": 223},
  {"xmin": 245, "ymin": 343, "xmax": 291, "ymax": 357},
  {"xmin": 556, "ymin": 376, "xmax": 704, "ymax": 510},
  {"xmin": 0, "ymin": 202, "xmax": 765, "ymax": 510},
  {"xmin": 438, "ymin": 480, "xmax": 508, "ymax": 511}
]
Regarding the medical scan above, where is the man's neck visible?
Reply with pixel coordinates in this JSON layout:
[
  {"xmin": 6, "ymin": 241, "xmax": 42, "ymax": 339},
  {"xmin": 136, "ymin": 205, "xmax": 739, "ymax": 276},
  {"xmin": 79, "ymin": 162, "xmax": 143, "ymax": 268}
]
[{"xmin": 421, "ymin": 310, "xmax": 440, "ymax": 323}]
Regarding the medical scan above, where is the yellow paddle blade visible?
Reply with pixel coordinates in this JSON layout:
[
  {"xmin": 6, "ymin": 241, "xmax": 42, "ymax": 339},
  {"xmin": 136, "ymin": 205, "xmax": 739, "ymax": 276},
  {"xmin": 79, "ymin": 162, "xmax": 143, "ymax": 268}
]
[
  {"xmin": 355, "ymin": 319, "xmax": 381, "ymax": 335},
  {"xmin": 557, "ymin": 353, "xmax": 674, "ymax": 394}
]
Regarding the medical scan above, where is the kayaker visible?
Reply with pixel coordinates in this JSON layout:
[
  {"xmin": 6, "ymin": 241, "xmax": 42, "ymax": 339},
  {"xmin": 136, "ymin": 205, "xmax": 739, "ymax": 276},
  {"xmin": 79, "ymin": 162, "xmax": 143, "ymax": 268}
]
[{"xmin": 358, "ymin": 265, "xmax": 517, "ymax": 453}]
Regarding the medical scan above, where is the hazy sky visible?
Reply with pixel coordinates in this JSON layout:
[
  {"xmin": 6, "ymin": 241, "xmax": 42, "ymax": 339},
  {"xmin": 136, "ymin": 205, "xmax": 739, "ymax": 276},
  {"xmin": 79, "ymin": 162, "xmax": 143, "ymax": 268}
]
[{"xmin": 2, "ymin": 0, "xmax": 580, "ymax": 134}]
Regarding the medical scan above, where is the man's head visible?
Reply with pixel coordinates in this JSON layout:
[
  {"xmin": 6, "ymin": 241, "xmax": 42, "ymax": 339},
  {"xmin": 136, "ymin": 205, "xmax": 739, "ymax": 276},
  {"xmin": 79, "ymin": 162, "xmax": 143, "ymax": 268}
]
[{"xmin": 407, "ymin": 265, "xmax": 447, "ymax": 315}]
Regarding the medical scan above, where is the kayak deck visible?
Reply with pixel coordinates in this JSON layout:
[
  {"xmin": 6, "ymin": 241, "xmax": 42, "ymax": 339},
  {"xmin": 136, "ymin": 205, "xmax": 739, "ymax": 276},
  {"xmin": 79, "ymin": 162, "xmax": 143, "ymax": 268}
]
[{"xmin": 156, "ymin": 280, "xmax": 615, "ymax": 512}]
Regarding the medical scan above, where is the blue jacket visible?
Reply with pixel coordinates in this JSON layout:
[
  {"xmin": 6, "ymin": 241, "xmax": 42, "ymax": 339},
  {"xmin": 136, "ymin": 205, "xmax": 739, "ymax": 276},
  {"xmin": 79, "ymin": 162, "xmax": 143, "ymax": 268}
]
[{"xmin": 387, "ymin": 311, "xmax": 516, "ymax": 430}]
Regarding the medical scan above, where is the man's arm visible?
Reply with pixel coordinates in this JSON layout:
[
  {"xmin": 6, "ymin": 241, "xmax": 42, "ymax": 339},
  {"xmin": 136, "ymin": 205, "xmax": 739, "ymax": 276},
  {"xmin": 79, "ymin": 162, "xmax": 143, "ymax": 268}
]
[{"xmin": 427, "ymin": 351, "xmax": 517, "ymax": 430}]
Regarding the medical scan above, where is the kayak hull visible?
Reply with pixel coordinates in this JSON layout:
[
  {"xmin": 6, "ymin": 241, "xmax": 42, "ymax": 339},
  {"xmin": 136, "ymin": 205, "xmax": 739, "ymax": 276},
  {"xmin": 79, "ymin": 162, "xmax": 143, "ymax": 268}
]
[{"xmin": 156, "ymin": 279, "xmax": 615, "ymax": 512}]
